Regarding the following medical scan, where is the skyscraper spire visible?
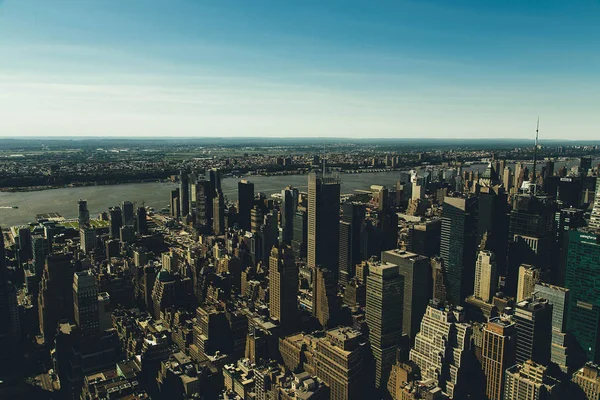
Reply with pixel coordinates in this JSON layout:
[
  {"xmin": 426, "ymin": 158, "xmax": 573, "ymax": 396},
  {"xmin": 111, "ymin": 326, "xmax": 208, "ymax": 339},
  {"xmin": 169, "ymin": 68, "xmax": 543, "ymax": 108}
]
[{"xmin": 531, "ymin": 117, "xmax": 539, "ymax": 195}]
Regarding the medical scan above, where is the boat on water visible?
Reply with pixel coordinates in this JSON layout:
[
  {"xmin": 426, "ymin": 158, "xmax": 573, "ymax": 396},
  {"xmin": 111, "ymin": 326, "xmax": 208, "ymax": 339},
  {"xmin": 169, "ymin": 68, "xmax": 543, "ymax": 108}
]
[{"xmin": 12, "ymin": 206, "xmax": 18, "ymax": 209}]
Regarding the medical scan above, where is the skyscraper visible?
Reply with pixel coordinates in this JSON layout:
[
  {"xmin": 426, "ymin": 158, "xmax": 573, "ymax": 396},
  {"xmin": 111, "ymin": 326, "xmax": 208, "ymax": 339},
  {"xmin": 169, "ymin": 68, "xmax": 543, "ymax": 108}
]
[
  {"xmin": 312, "ymin": 266, "xmax": 339, "ymax": 329},
  {"xmin": 566, "ymin": 230, "xmax": 600, "ymax": 363},
  {"xmin": 481, "ymin": 317, "xmax": 516, "ymax": 400},
  {"xmin": 504, "ymin": 360, "xmax": 559, "ymax": 400},
  {"xmin": 308, "ymin": 172, "xmax": 341, "ymax": 278},
  {"xmin": 73, "ymin": 270, "xmax": 99, "ymax": 336},
  {"xmin": 108, "ymin": 206, "xmax": 123, "ymax": 239},
  {"xmin": 213, "ymin": 191, "xmax": 225, "ymax": 235},
  {"xmin": 269, "ymin": 246, "xmax": 298, "ymax": 333},
  {"xmin": 473, "ymin": 250, "xmax": 497, "ymax": 303},
  {"xmin": 381, "ymin": 249, "xmax": 430, "ymax": 341},
  {"xmin": 78, "ymin": 199, "xmax": 90, "ymax": 228},
  {"xmin": 122, "ymin": 200, "xmax": 134, "ymax": 226},
  {"xmin": 572, "ymin": 362, "xmax": 600, "ymax": 400},
  {"xmin": 238, "ymin": 180, "xmax": 254, "ymax": 232},
  {"xmin": 534, "ymin": 282, "xmax": 570, "ymax": 371},
  {"xmin": 516, "ymin": 264, "xmax": 541, "ymax": 303},
  {"xmin": 281, "ymin": 186, "xmax": 298, "ymax": 244},
  {"xmin": 339, "ymin": 202, "xmax": 365, "ymax": 286},
  {"xmin": 80, "ymin": 227, "xmax": 96, "ymax": 254},
  {"xmin": 291, "ymin": 209, "xmax": 307, "ymax": 259},
  {"xmin": 440, "ymin": 196, "xmax": 478, "ymax": 305},
  {"xmin": 410, "ymin": 305, "xmax": 472, "ymax": 399},
  {"xmin": 366, "ymin": 260, "xmax": 403, "ymax": 391},
  {"xmin": 589, "ymin": 178, "xmax": 600, "ymax": 230},
  {"xmin": 194, "ymin": 179, "xmax": 211, "ymax": 232},
  {"xmin": 514, "ymin": 297, "xmax": 553, "ymax": 365},
  {"xmin": 180, "ymin": 170, "xmax": 190, "ymax": 217},
  {"xmin": 136, "ymin": 206, "xmax": 148, "ymax": 235},
  {"xmin": 170, "ymin": 188, "xmax": 181, "ymax": 219}
]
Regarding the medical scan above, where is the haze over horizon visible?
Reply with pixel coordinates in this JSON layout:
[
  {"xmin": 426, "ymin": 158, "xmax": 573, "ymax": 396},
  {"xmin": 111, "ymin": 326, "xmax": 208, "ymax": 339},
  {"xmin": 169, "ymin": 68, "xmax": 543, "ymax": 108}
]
[{"xmin": 0, "ymin": 0, "xmax": 598, "ymax": 139}]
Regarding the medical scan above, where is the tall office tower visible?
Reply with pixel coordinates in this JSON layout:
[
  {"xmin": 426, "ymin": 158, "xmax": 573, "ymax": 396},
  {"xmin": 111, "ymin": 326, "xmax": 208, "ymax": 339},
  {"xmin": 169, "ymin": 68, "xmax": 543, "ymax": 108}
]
[
  {"xmin": 80, "ymin": 227, "xmax": 96, "ymax": 254},
  {"xmin": 170, "ymin": 188, "xmax": 181, "ymax": 219},
  {"xmin": 339, "ymin": 202, "xmax": 365, "ymax": 286},
  {"xmin": 73, "ymin": 270, "xmax": 99, "ymax": 336},
  {"xmin": 315, "ymin": 327, "xmax": 368, "ymax": 400},
  {"xmin": 208, "ymin": 168, "xmax": 222, "ymax": 196},
  {"xmin": 410, "ymin": 305, "xmax": 472, "ymax": 399},
  {"xmin": 238, "ymin": 180, "xmax": 254, "ymax": 232},
  {"xmin": 440, "ymin": 196, "xmax": 478, "ymax": 305},
  {"xmin": 16, "ymin": 226, "xmax": 32, "ymax": 265},
  {"xmin": 381, "ymin": 249, "xmax": 430, "ymax": 342},
  {"xmin": 507, "ymin": 194, "xmax": 556, "ymax": 296},
  {"xmin": 31, "ymin": 235, "xmax": 46, "ymax": 276},
  {"xmin": 431, "ymin": 257, "xmax": 447, "ymax": 304},
  {"xmin": 580, "ymin": 156, "xmax": 593, "ymax": 176},
  {"xmin": 481, "ymin": 317, "xmax": 516, "ymax": 400},
  {"xmin": 122, "ymin": 200, "xmax": 135, "ymax": 226},
  {"xmin": 268, "ymin": 246, "xmax": 298, "ymax": 333},
  {"xmin": 312, "ymin": 266, "xmax": 340, "ymax": 329},
  {"xmin": 477, "ymin": 169, "xmax": 508, "ymax": 276},
  {"xmin": 473, "ymin": 250, "xmax": 497, "ymax": 303},
  {"xmin": 251, "ymin": 205, "xmax": 264, "ymax": 234},
  {"xmin": 504, "ymin": 360, "xmax": 560, "ymax": 400},
  {"xmin": 514, "ymin": 297, "xmax": 553, "ymax": 365},
  {"xmin": 516, "ymin": 264, "xmax": 541, "ymax": 303},
  {"xmin": 503, "ymin": 167, "xmax": 513, "ymax": 191},
  {"xmin": 554, "ymin": 207, "xmax": 585, "ymax": 286},
  {"xmin": 213, "ymin": 191, "xmax": 225, "ymax": 235},
  {"xmin": 108, "ymin": 206, "xmax": 123, "ymax": 239},
  {"xmin": 281, "ymin": 186, "xmax": 298, "ymax": 244},
  {"xmin": 406, "ymin": 219, "xmax": 441, "ymax": 258},
  {"xmin": 292, "ymin": 209, "xmax": 307, "ymax": 259},
  {"xmin": 572, "ymin": 362, "xmax": 600, "ymax": 399},
  {"xmin": 78, "ymin": 199, "xmax": 90, "ymax": 228},
  {"xmin": 136, "ymin": 206, "xmax": 148, "ymax": 235},
  {"xmin": 194, "ymin": 180, "xmax": 212, "ymax": 231},
  {"xmin": 534, "ymin": 283, "xmax": 570, "ymax": 371},
  {"xmin": 371, "ymin": 184, "xmax": 389, "ymax": 211},
  {"xmin": 590, "ymin": 178, "xmax": 600, "ymax": 230},
  {"xmin": 308, "ymin": 172, "xmax": 341, "ymax": 278},
  {"xmin": 366, "ymin": 260, "xmax": 403, "ymax": 391},
  {"xmin": 261, "ymin": 211, "xmax": 280, "ymax": 266},
  {"xmin": 566, "ymin": 230, "xmax": 600, "ymax": 362},
  {"xmin": 180, "ymin": 170, "xmax": 190, "ymax": 217},
  {"xmin": 151, "ymin": 269, "xmax": 193, "ymax": 320},
  {"xmin": 38, "ymin": 253, "xmax": 75, "ymax": 344}
]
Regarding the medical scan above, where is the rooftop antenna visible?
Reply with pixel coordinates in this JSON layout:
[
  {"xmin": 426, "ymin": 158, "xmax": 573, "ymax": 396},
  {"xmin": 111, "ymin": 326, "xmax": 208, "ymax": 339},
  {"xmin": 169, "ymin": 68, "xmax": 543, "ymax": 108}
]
[{"xmin": 531, "ymin": 117, "xmax": 539, "ymax": 196}]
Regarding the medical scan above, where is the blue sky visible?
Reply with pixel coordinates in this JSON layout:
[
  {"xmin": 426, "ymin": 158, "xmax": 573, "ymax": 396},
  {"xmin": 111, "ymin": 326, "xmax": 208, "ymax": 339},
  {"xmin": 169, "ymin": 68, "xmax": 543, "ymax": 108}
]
[{"xmin": 0, "ymin": 0, "xmax": 598, "ymax": 139}]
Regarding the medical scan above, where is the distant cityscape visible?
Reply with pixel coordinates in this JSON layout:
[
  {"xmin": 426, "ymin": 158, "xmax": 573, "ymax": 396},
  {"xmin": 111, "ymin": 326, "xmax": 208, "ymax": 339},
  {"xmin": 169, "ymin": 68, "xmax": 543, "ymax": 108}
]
[{"xmin": 0, "ymin": 137, "xmax": 600, "ymax": 399}]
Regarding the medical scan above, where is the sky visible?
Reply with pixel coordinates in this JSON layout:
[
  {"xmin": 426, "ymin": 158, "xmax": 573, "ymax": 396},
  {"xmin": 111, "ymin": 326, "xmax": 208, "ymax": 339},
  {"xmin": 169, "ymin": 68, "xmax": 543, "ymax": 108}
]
[{"xmin": 0, "ymin": 0, "xmax": 599, "ymax": 139}]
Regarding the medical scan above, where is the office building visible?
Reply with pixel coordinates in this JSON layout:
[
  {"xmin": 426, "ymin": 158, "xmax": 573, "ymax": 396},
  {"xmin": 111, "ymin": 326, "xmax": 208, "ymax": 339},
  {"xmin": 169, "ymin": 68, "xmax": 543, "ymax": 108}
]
[
  {"xmin": 514, "ymin": 297, "xmax": 552, "ymax": 365},
  {"xmin": 406, "ymin": 219, "xmax": 441, "ymax": 258},
  {"xmin": 269, "ymin": 246, "xmax": 298, "ymax": 333},
  {"xmin": 281, "ymin": 186, "xmax": 299, "ymax": 244},
  {"xmin": 504, "ymin": 360, "xmax": 559, "ymax": 400},
  {"xmin": 410, "ymin": 305, "xmax": 472, "ymax": 399},
  {"xmin": 481, "ymin": 317, "xmax": 516, "ymax": 400},
  {"xmin": 474, "ymin": 250, "xmax": 497, "ymax": 303},
  {"xmin": 122, "ymin": 200, "xmax": 134, "ymax": 226},
  {"xmin": 534, "ymin": 283, "xmax": 570, "ymax": 371},
  {"xmin": 431, "ymin": 257, "xmax": 447, "ymax": 304},
  {"xmin": 315, "ymin": 327, "xmax": 368, "ymax": 400},
  {"xmin": 213, "ymin": 191, "xmax": 225, "ymax": 235},
  {"xmin": 170, "ymin": 188, "xmax": 181, "ymax": 219},
  {"xmin": 180, "ymin": 170, "xmax": 190, "ymax": 217},
  {"xmin": 292, "ymin": 210, "xmax": 308, "ymax": 259},
  {"xmin": 590, "ymin": 178, "xmax": 600, "ymax": 229},
  {"xmin": 78, "ymin": 199, "xmax": 90, "ymax": 228},
  {"xmin": 440, "ymin": 196, "xmax": 478, "ymax": 305},
  {"xmin": 312, "ymin": 266, "xmax": 339, "ymax": 329},
  {"xmin": 566, "ymin": 230, "xmax": 600, "ymax": 362},
  {"xmin": 339, "ymin": 203, "xmax": 365, "ymax": 286},
  {"xmin": 238, "ymin": 180, "xmax": 254, "ymax": 232},
  {"xmin": 108, "ymin": 206, "xmax": 123, "ymax": 239},
  {"xmin": 308, "ymin": 172, "xmax": 341, "ymax": 278},
  {"xmin": 136, "ymin": 206, "xmax": 148, "ymax": 235},
  {"xmin": 194, "ymin": 179, "xmax": 212, "ymax": 232},
  {"xmin": 381, "ymin": 249, "xmax": 430, "ymax": 341},
  {"xmin": 516, "ymin": 264, "xmax": 541, "ymax": 303},
  {"xmin": 572, "ymin": 362, "xmax": 600, "ymax": 400},
  {"xmin": 73, "ymin": 270, "xmax": 99, "ymax": 336},
  {"xmin": 366, "ymin": 260, "xmax": 403, "ymax": 390},
  {"xmin": 80, "ymin": 227, "xmax": 96, "ymax": 254}
]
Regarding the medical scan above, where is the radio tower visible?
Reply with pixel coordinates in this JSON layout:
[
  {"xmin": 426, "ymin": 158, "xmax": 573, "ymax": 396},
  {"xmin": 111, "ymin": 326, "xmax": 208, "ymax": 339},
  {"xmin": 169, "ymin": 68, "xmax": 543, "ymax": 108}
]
[{"xmin": 531, "ymin": 117, "xmax": 539, "ymax": 196}]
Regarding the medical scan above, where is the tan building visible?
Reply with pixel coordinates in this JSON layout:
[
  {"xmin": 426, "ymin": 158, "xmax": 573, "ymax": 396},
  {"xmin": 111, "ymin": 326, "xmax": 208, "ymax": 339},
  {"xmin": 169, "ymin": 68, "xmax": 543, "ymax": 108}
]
[
  {"xmin": 312, "ymin": 266, "xmax": 339, "ymax": 329},
  {"xmin": 269, "ymin": 246, "xmax": 298, "ymax": 333},
  {"xmin": 481, "ymin": 317, "xmax": 516, "ymax": 400},
  {"xmin": 474, "ymin": 250, "xmax": 497, "ymax": 302},
  {"xmin": 504, "ymin": 360, "xmax": 559, "ymax": 400},
  {"xmin": 572, "ymin": 363, "xmax": 600, "ymax": 400},
  {"xmin": 516, "ymin": 264, "xmax": 541, "ymax": 302}
]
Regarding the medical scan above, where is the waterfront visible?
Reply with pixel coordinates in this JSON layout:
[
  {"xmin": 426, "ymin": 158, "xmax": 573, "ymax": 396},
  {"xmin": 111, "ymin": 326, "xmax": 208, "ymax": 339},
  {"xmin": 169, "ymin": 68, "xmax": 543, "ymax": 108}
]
[{"xmin": 0, "ymin": 171, "xmax": 408, "ymax": 227}]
